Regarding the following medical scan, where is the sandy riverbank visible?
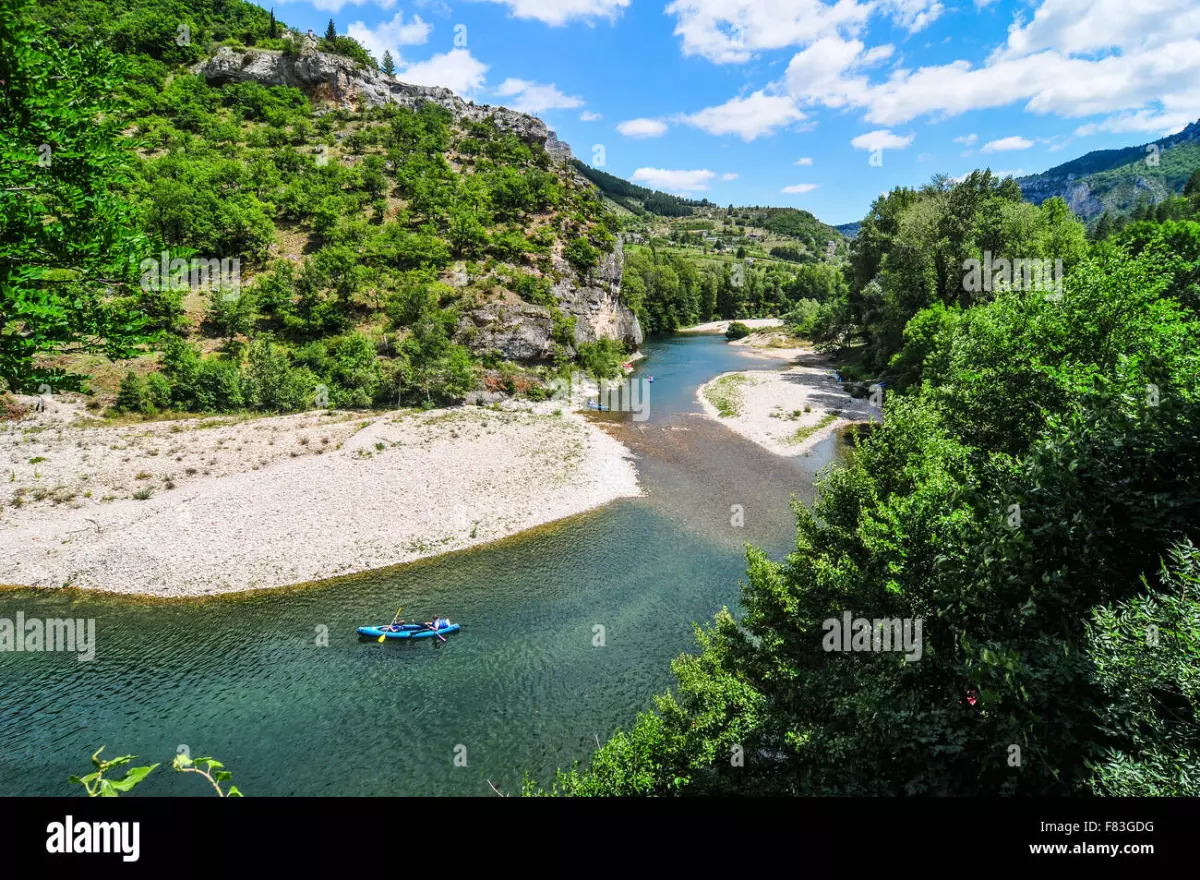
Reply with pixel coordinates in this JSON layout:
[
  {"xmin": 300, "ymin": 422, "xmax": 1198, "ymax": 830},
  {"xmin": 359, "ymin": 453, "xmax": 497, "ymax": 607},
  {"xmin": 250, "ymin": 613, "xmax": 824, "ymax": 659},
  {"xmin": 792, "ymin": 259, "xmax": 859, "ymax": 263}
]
[
  {"xmin": 0, "ymin": 398, "xmax": 640, "ymax": 597},
  {"xmin": 697, "ymin": 348, "xmax": 881, "ymax": 456},
  {"xmin": 677, "ymin": 318, "xmax": 783, "ymax": 334}
]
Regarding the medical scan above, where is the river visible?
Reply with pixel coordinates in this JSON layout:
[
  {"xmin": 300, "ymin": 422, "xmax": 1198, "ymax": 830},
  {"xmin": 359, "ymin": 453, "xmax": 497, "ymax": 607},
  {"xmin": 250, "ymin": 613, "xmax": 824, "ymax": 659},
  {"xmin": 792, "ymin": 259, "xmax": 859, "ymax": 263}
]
[{"xmin": 0, "ymin": 333, "xmax": 850, "ymax": 796}]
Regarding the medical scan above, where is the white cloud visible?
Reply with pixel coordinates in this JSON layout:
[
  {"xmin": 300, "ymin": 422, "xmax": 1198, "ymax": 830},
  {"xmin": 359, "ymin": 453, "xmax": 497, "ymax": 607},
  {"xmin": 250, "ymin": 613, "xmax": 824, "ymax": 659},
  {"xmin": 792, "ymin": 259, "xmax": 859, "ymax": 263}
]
[
  {"xmin": 982, "ymin": 135, "xmax": 1034, "ymax": 152},
  {"xmin": 795, "ymin": 157, "xmax": 814, "ymax": 165},
  {"xmin": 662, "ymin": 0, "xmax": 873, "ymax": 64},
  {"xmin": 295, "ymin": 0, "xmax": 399, "ymax": 13},
  {"xmin": 782, "ymin": 183, "xmax": 820, "ymax": 193},
  {"xmin": 879, "ymin": 0, "xmax": 944, "ymax": 34},
  {"xmin": 630, "ymin": 168, "xmax": 716, "ymax": 192},
  {"xmin": 773, "ymin": 5, "xmax": 1200, "ymax": 136},
  {"xmin": 953, "ymin": 133, "xmax": 978, "ymax": 145},
  {"xmin": 999, "ymin": 0, "xmax": 1200, "ymax": 59},
  {"xmin": 472, "ymin": 0, "xmax": 630, "ymax": 26},
  {"xmin": 721, "ymin": 172, "xmax": 739, "ymax": 181},
  {"xmin": 399, "ymin": 49, "xmax": 489, "ymax": 94},
  {"xmin": 347, "ymin": 12, "xmax": 431, "ymax": 66},
  {"xmin": 493, "ymin": 78, "xmax": 583, "ymax": 114},
  {"xmin": 675, "ymin": 90, "xmax": 806, "ymax": 141},
  {"xmin": 617, "ymin": 118, "xmax": 669, "ymax": 138},
  {"xmin": 580, "ymin": 111, "xmax": 603, "ymax": 122},
  {"xmin": 785, "ymin": 36, "xmax": 875, "ymax": 109},
  {"xmin": 850, "ymin": 129, "xmax": 913, "ymax": 151}
]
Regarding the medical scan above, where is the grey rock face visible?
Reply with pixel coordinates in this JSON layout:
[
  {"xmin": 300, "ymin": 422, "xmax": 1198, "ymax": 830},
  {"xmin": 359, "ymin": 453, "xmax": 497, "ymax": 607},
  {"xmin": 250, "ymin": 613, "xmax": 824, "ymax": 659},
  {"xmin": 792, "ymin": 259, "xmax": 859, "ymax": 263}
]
[
  {"xmin": 457, "ymin": 302, "xmax": 557, "ymax": 363},
  {"xmin": 552, "ymin": 236, "xmax": 643, "ymax": 351},
  {"xmin": 196, "ymin": 46, "xmax": 573, "ymax": 163},
  {"xmin": 456, "ymin": 238, "xmax": 642, "ymax": 363}
]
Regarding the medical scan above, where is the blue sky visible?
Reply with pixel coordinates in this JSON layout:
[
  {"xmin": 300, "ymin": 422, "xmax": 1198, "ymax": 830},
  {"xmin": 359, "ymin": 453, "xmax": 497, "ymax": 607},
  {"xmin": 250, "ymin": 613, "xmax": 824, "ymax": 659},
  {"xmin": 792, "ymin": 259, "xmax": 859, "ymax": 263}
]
[{"xmin": 262, "ymin": 0, "xmax": 1200, "ymax": 225}]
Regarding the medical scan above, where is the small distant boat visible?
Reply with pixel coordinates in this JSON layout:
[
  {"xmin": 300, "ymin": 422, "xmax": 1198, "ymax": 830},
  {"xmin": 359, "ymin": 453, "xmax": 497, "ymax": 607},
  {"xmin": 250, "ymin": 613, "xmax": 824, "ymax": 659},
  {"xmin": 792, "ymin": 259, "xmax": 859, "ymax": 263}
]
[
  {"xmin": 586, "ymin": 400, "xmax": 611, "ymax": 411},
  {"xmin": 357, "ymin": 623, "xmax": 460, "ymax": 640}
]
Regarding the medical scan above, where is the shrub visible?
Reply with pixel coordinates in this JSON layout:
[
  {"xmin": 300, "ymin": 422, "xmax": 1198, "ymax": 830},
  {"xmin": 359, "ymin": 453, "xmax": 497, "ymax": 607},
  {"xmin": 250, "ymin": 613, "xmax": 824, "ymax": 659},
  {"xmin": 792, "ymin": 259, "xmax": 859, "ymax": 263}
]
[
  {"xmin": 242, "ymin": 341, "xmax": 316, "ymax": 413},
  {"xmin": 724, "ymin": 321, "xmax": 751, "ymax": 340},
  {"xmin": 576, "ymin": 338, "xmax": 626, "ymax": 380},
  {"xmin": 565, "ymin": 238, "xmax": 600, "ymax": 276},
  {"xmin": 116, "ymin": 373, "xmax": 149, "ymax": 414},
  {"xmin": 145, "ymin": 373, "xmax": 172, "ymax": 412}
]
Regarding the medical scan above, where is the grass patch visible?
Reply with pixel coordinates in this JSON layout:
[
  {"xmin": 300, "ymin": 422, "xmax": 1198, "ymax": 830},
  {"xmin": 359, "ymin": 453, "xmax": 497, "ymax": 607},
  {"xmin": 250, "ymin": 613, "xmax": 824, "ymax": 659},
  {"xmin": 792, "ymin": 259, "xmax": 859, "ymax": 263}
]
[
  {"xmin": 785, "ymin": 412, "xmax": 840, "ymax": 446},
  {"xmin": 703, "ymin": 373, "xmax": 755, "ymax": 418}
]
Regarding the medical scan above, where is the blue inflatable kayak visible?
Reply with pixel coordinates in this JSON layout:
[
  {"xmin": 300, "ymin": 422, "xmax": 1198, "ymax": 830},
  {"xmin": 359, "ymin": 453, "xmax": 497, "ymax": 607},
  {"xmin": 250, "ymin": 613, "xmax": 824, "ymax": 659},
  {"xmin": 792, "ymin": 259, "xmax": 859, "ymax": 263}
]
[{"xmin": 358, "ymin": 623, "xmax": 460, "ymax": 640}]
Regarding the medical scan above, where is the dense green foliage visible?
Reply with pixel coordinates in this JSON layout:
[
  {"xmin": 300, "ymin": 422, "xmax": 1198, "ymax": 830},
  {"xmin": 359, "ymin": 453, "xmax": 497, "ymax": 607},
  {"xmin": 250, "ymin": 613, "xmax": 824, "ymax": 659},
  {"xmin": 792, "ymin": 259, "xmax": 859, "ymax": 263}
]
[
  {"xmin": 838, "ymin": 172, "xmax": 1089, "ymax": 371},
  {"xmin": 757, "ymin": 208, "xmax": 842, "ymax": 252},
  {"xmin": 540, "ymin": 200, "xmax": 1200, "ymax": 797},
  {"xmin": 622, "ymin": 247, "xmax": 849, "ymax": 334},
  {"xmin": 0, "ymin": 0, "xmax": 157, "ymax": 390},
  {"xmin": 6, "ymin": 0, "xmax": 630, "ymax": 413}
]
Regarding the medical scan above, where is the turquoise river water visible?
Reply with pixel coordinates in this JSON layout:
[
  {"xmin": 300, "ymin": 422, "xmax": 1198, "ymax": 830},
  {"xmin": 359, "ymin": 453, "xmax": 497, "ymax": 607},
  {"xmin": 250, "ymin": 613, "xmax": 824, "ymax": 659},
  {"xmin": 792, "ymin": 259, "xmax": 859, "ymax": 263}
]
[{"xmin": 0, "ymin": 334, "xmax": 851, "ymax": 796}]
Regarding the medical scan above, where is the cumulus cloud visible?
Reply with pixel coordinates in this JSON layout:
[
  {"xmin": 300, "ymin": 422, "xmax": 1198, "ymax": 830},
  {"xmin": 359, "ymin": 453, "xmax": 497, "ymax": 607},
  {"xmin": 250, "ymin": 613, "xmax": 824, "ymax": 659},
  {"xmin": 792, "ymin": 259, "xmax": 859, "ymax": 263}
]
[
  {"xmin": 782, "ymin": 183, "xmax": 820, "ymax": 193},
  {"xmin": 675, "ymin": 90, "xmax": 806, "ymax": 141},
  {"xmin": 721, "ymin": 172, "xmax": 739, "ymax": 181},
  {"xmin": 982, "ymin": 135, "xmax": 1034, "ymax": 152},
  {"xmin": 662, "ymin": 0, "xmax": 921, "ymax": 64},
  {"xmin": 292, "ymin": 0, "xmax": 400, "ymax": 13},
  {"xmin": 785, "ymin": 36, "xmax": 876, "ymax": 109},
  {"xmin": 472, "ymin": 0, "xmax": 630, "ymax": 26},
  {"xmin": 580, "ymin": 111, "xmax": 603, "ymax": 122},
  {"xmin": 795, "ymin": 157, "xmax": 814, "ymax": 165},
  {"xmin": 953, "ymin": 133, "xmax": 978, "ymax": 145},
  {"xmin": 879, "ymin": 0, "xmax": 944, "ymax": 33},
  {"xmin": 850, "ymin": 129, "xmax": 914, "ymax": 151},
  {"xmin": 493, "ymin": 78, "xmax": 583, "ymax": 114},
  {"xmin": 617, "ymin": 118, "xmax": 669, "ymax": 138},
  {"xmin": 347, "ymin": 12, "xmax": 431, "ymax": 66},
  {"xmin": 775, "ymin": 4, "xmax": 1200, "ymax": 135},
  {"xmin": 630, "ymin": 168, "xmax": 716, "ymax": 192},
  {"xmin": 399, "ymin": 48, "xmax": 488, "ymax": 94}
]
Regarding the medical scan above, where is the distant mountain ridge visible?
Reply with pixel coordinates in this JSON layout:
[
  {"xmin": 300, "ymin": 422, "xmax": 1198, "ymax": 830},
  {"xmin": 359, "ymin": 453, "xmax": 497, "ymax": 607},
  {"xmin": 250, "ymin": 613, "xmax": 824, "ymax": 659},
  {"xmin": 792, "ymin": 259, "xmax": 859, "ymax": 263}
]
[
  {"xmin": 1017, "ymin": 119, "xmax": 1200, "ymax": 221},
  {"xmin": 571, "ymin": 162, "xmax": 714, "ymax": 217}
]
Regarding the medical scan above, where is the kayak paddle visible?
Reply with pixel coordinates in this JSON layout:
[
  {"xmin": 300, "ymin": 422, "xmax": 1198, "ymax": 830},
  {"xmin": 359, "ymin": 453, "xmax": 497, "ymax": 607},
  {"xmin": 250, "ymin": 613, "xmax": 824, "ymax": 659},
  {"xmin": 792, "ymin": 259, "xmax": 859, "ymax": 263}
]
[{"xmin": 378, "ymin": 607, "xmax": 403, "ymax": 643}]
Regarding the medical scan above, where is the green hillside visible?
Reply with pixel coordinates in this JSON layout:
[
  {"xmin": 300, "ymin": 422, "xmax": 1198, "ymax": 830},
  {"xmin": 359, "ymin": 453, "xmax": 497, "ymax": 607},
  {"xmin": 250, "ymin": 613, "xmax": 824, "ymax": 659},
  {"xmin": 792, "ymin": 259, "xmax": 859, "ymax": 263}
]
[
  {"xmin": 4, "ymin": 0, "xmax": 634, "ymax": 411},
  {"xmin": 1018, "ymin": 120, "xmax": 1200, "ymax": 221}
]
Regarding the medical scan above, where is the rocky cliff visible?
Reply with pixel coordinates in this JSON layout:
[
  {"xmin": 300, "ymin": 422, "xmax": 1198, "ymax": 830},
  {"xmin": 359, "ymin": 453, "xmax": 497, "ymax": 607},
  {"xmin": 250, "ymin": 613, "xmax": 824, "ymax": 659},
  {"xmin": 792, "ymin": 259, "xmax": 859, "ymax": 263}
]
[
  {"xmin": 457, "ymin": 236, "xmax": 643, "ymax": 364},
  {"xmin": 197, "ymin": 46, "xmax": 573, "ymax": 163},
  {"xmin": 195, "ymin": 44, "xmax": 641, "ymax": 361}
]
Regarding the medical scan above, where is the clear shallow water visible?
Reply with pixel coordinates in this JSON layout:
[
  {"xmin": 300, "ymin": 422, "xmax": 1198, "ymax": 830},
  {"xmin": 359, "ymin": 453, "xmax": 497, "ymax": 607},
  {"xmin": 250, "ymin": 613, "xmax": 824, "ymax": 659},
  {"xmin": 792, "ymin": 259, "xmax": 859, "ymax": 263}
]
[{"xmin": 0, "ymin": 335, "xmax": 852, "ymax": 796}]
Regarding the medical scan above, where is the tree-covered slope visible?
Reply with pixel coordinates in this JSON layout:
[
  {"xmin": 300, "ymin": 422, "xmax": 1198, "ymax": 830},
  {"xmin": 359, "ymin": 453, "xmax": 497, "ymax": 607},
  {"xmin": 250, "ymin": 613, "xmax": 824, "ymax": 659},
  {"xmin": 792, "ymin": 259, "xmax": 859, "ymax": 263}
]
[
  {"xmin": 3, "ymin": 0, "xmax": 640, "ymax": 414},
  {"xmin": 539, "ymin": 179, "xmax": 1200, "ymax": 797}
]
